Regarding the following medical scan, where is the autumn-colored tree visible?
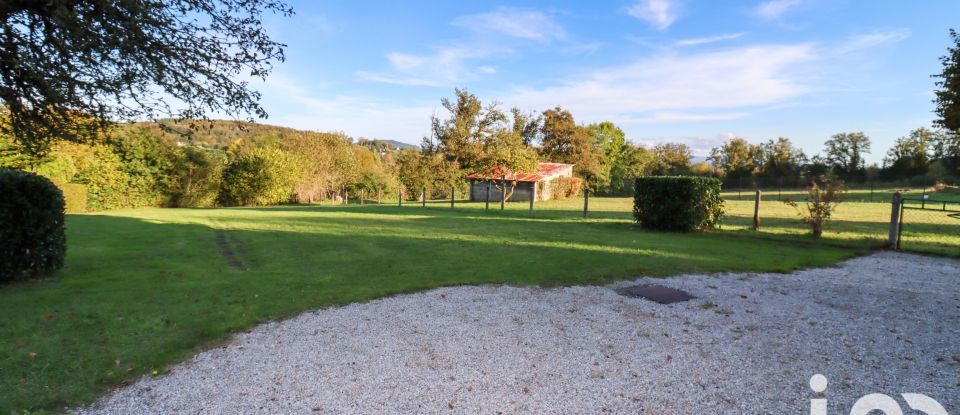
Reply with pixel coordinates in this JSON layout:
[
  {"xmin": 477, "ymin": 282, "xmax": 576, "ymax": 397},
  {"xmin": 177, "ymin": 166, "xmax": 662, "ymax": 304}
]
[
  {"xmin": 540, "ymin": 107, "xmax": 599, "ymax": 181},
  {"xmin": 758, "ymin": 137, "xmax": 807, "ymax": 183},
  {"xmin": 708, "ymin": 138, "xmax": 762, "ymax": 182}
]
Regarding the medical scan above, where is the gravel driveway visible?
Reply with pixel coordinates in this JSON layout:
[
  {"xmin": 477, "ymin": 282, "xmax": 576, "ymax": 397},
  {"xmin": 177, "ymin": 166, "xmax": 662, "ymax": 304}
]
[{"xmin": 79, "ymin": 252, "xmax": 960, "ymax": 414}]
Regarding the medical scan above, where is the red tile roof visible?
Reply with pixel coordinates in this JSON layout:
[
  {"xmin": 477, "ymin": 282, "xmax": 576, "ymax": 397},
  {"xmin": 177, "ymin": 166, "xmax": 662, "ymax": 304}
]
[{"xmin": 466, "ymin": 162, "xmax": 574, "ymax": 182}]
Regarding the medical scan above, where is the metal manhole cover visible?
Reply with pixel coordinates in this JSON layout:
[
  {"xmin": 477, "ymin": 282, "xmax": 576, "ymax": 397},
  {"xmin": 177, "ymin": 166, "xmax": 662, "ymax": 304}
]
[{"xmin": 615, "ymin": 284, "xmax": 696, "ymax": 304}]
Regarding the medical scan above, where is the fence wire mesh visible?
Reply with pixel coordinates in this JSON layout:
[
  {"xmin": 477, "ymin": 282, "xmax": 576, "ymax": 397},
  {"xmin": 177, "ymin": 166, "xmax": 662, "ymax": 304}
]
[{"xmin": 898, "ymin": 198, "xmax": 960, "ymax": 256}]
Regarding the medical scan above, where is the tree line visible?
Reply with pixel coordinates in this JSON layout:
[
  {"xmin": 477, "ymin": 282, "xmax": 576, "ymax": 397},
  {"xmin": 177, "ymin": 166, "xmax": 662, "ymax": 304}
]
[{"xmin": 707, "ymin": 129, "xmax": 960, "ymax": 188}]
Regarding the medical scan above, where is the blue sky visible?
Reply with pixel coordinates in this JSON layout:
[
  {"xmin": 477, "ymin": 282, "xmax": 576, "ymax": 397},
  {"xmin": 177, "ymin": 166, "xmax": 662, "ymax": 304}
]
[{"xmin": 253, "ymin": 0, "xmax": 959, "ymax": 163}]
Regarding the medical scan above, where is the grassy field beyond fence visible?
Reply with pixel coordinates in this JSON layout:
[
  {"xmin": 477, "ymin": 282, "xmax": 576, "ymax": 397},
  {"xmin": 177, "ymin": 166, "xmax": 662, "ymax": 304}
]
[{"xmin": 1, "ymin": 190, "xmax": 958, "ymax": 412}]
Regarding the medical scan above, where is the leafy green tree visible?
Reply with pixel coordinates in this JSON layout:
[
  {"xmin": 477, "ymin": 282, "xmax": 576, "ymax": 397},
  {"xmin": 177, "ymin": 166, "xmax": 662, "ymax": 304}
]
[
  {"xmin": 933, "ymin": 29, "xmax": 960, "ymax": 134},
  {"xmin": 540, "ymin": 107, "xmax": 599, "ymax": 181},
  {"xmin": 708, "ymin": 138, "xmax": 761, "ymax": 182},
  {"xmin": 284, "ymin": 132, "xmax": 357, "ymax": 202},
  {"xmin": 107, "ymin": 128, "xmax": 179, "ymax": 206},
  {"xmin": 586, "ymin": 121, "xmax": 627, "ymax": 193},
  {"xmin": 930, "ymin": 129, "xmax": 960, "ymax": 175},
  {"xmin": 220, "ymin": 147, "xmax": 298, "ymax": 206},
  {"xmin": 621, "ymin": 143, "xmax": 657, "ymax": 178},
  {"xmin": 33, "ymin": 142, "xmax": 131, "ymax": 210},
  {"xmin": 429, "ymin": 89, "xmax": 506, "ymax": 173},
  {"xmin": 476, "ymin": 130, "xmax": 538, "ymax": 200},
  {"xmin": 823, "ymin": 132, "xmax": 871, "ymax": 181},
  {"xmin": 0, "ymin": 0, "xmax": 292, "ymax": 155},
  {"xmin": 759, "ymin": 137, "xmax": 807, "ymax": 183},
  {"xmin": 350, "ymin": 145, "xmax": 396, "ymax": 197},
  {"xmin": 171, "ymin": 147, "xmax": 226, "ymax": 207},
  {"xmin": 883, "ymin": 128, "xmax": 934, "ymax": 178},
  {"xmin": 510, "ymin": 108, "xmax": 542, "ymax": 146},
  {"xmin": 650, "ymin": 143, "xmax": 692, "ymax": 175},
  {"xmin": 395, "ymin": 148, "xmax": 431, "ymax": 200}
]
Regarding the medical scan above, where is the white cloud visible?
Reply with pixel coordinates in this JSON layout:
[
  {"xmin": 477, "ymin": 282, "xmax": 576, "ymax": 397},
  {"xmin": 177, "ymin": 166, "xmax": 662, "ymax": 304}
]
[
  {"xmin": 635, "ymin": 134, "xmax": 733, "ymax": 156},
  {"xmin": 620, "ymin": 112, "xmax": 749, "ymax": 123},
  {"xmin": 356, "ymin": 46, "xmax": 494, "ymax": 87},
  {"xmin": 260, "ymin": 74, "xmax": 435, "ymax": 142},
  {"xmin": 755, "ymin": 0, "xmax": 804, "ymax": 19},
  {"xmin": 506, "ymin": 44, "xmax": 816, "ymax": 125},
  {"xmin": 835, "ymin": 29, "xmax": 910, "ymax": 54},
  {"xmin": 452, "ymin": 7, "xmax": 566, "ymax": 41},
  {"xmin": 673, "ymin": 33, "xmax": 744, "ymax": 47},
  {"xmin": 628, "ymin": 0, "xmax": 679, "ymax": 31}
]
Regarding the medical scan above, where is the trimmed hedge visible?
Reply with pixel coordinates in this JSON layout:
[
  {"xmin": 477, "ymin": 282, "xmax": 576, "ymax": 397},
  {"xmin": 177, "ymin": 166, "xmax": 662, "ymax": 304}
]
[
  {"xmin": 633, "ymin": 176, "xmax": 724, "ymax": 231},
  {"xmin": 0, "ymin": 169, "xmax": 67, "ymax": 282},
  {"xmin": 53, "ymin": 180, "xmax": 88, "ymax": 213}
]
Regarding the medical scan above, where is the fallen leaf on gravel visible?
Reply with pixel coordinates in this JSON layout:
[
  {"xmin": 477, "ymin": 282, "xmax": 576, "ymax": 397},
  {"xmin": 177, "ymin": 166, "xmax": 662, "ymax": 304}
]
[{"xmin": 666, "ymin": 355, "xmax": 672, "ymax": 361}]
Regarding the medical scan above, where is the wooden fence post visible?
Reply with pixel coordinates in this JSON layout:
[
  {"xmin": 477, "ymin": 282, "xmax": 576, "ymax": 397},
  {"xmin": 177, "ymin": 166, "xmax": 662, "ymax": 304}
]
[
  {"xmin": 398, "ymin": 188, "xmax": 402, "ymax": 207},
  {"xmin": 378, "ymin": 188, "xmax": 381, "ymax": 204},
  {"xmin": 485, "ymin": 181, "xmax": 491, "ymax": 211},
  {"xmin": 529, "ymin": 182, "xmax": 535, "ymax": 213},
  {"xmin": 753, "ymin": 190, "xmax": 761, "ymax": 230},
  {"xmin": 888, "ymin": 192, "xmax": 902, "ymax": 249},
  {"xmin": 451, "ymin": 186, "xmax": 455, "ymax": 208},
  {"xmin": 421, "ymin": 187, "xmax": 426, "ymax": 208},
  {"xmin": 583, "ymin": 187, "xmax": 589, "ymax": 218}
]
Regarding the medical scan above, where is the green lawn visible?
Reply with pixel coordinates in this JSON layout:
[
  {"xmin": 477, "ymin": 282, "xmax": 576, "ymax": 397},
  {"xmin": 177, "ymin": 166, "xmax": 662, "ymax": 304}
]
[{"xmin": 1, "ymin": 194, "xmax": 956, "ymax": 412}]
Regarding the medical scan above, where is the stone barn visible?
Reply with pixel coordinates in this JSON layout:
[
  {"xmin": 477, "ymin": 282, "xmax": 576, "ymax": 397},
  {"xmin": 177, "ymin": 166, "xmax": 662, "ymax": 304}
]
[{"xmin": 466, "ymin": 163, "xmax": 575, "ymax": 202}]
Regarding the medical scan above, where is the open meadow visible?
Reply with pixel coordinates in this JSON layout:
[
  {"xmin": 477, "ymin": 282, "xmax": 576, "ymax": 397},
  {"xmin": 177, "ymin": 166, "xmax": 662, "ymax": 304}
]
[{"xmin": 2, "ymin": 191, "xmax": 958, "ymax": 412}]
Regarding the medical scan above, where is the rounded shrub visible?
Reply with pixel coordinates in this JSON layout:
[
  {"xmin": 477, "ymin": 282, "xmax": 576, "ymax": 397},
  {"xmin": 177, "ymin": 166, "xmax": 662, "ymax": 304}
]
[
  {"xmin": 0, "ymin": 169, "xmax": 67, "ymax": 282},
  {"xmin": 633, "ymin": 176, "xmax": 724, "ymax": 231}
]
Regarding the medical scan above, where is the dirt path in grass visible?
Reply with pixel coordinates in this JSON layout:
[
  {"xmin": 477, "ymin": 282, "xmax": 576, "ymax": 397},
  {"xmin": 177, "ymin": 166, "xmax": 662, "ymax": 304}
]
[{"xmin": 78, "ymin": 252, "xmax": 960, "ymax": 414}]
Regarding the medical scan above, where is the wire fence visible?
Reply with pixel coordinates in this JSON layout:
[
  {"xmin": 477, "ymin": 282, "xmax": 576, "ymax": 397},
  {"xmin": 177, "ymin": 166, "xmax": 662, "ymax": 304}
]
[
  {"xmin": 326, "ymin": 181, "xmax": 959, "ymax": 257},
  {"xmin": 897, "ymin": 198, "xmax": 960, "ymax": 256}
]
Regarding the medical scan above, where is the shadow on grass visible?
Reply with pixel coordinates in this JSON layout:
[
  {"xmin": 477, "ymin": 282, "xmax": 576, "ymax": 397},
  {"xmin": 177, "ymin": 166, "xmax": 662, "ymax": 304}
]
[{"xmin": 1, "ymin": 210, "xmax": 865, "ymax": 412}]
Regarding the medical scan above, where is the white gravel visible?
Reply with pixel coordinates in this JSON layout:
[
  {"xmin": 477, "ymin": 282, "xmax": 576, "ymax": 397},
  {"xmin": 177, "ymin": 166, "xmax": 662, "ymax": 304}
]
[{"xmin": 79, "ymin": 252, "xmax": 960, "ymax": 414}]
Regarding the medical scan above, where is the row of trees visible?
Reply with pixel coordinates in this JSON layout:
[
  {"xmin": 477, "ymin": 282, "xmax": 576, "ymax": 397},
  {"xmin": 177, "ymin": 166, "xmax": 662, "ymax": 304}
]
[
  {"xmin": 0, "ymin": 121, "xmax": 398, "ymax": 211},
  {"xmin": 708, "ymin": 129, "xmax": 960, "ymax": 187}
]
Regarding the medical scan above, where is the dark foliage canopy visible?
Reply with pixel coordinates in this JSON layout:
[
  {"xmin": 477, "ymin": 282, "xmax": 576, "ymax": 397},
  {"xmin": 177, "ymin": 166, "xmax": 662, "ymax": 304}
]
[
  {"xmin": 934, "ymin": 29, "xmax": 960, "ymax": 133},
  {"xmin": 0, "ymin": 0, "xmax": 292, "ymax": 155}
]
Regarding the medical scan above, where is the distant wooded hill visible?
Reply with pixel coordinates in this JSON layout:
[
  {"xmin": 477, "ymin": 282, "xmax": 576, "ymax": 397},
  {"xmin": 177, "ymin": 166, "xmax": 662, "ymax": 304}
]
[{"xmin": 121, "ymin": 119, "xmax": 416, "ymax": 150}]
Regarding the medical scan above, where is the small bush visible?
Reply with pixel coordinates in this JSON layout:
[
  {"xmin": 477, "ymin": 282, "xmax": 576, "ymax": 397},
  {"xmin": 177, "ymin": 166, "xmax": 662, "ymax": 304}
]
[
  {"xmin": 0, "ymin": 169, "xmax": 67, "ymax": 282},
  {"xmin": 784, "ymin": 175, "xmax": 845, "ymax": 238},
  {"xmin": 219, "ymin": 147, "xmax": 299, "ymax": 206},
  {"xmin": 633, "ymin": 176, "xmax": 724, "ymax": 231},
  {"xmin": 546, "ymin": 176, "xmax": 583, "ymax": 200}
]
